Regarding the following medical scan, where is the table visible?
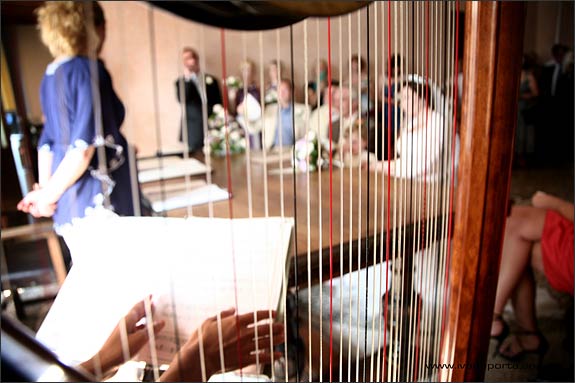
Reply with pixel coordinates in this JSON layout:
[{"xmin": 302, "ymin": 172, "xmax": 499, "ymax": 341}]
[{"xmin": 146, "ymin": 152, "xmax": 447, "ymax": 286}]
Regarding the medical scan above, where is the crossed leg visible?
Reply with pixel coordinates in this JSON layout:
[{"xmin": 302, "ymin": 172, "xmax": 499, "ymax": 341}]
[{"xmin": 491, "ymin": 205, "xmax": 547, "ymax": 356}]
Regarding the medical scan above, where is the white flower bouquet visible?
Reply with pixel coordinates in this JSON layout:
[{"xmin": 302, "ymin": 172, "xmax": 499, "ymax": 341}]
[
  {"xmin": 207, "ymin": 104, "xmax": 246, "ymax": 157},
  {"xmin": 225, "ymin": 76, "xmax": 242, "ymax": 91},
  {"xmin": 293, "ymin": 130, "xmax": 330, "ymax": 172}
]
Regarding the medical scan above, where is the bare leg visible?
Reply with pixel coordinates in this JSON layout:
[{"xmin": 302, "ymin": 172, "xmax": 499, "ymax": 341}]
[
  {"xmin": 491, "ymin": 206, "xmax": 547, "ymax": 336},
  {"xmin": 497, "ymin": 242, "xmax": 545, "ymax": 355},
  {"xmin": 510, "ymin": 268, "xmax": 537, "ymax": 332}
]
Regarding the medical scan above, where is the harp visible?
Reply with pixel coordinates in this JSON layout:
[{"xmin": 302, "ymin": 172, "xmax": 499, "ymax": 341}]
[{"xmin": 1, "ymin": 1, "xmax": 524, "ymax": 382}]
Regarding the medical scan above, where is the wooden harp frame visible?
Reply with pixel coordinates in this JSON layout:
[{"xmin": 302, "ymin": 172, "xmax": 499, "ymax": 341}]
[{"xmin": 444, "ymin": 2, "xmax": 525, "ymax": 381}]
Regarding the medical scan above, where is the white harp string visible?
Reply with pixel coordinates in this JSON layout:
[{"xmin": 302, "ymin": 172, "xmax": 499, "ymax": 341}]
[
  {"xmin": 241, "ymin": 31, "xmax": 262, "ymax": 374},
  {"xmin": 274, "ymin": 27, "xmax": 290, "ymax": 383},
  {"xmin": 338, "ymin": 15, "xmax": 345, "ymax": 383},
  {"xmin": 369, "ymin": 5, "xmax": 379, "ymax": 381},
  {"xmin": 354, "ymin": 11, "xmax": 362, "ymax": 382},
  {"xmin": 145, "ymin": 5, "xmax": 163, "ymax": 380},
  {"xmin": 346, "ymin": 13, "xmax": 353, "ymax": 383},
  {"xmin": 302, "ymin": 18, "xmax": 314, "ymax": 382},
  {"xmin": 115, "ymin": 3, "xmax": 136, "ymax": 367}
]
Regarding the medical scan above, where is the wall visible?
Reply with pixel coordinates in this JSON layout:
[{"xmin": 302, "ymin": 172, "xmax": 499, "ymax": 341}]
[
  {"xmin": 523, "ymin": 1, "xmax": 574, "ymax": 62},
  {"xmin": 15, "ymin": 2, "xmax": 571, "ymax": 157},
  {"xmin": 10, "ymin": 25, "xmax": 52, "ymax": 124},
  {"xmin": 100, "ymin": 1, "xmax": 457, "ymax": 156}
]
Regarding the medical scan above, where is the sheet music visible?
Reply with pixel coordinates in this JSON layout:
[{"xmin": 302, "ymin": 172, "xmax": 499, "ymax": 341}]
[
  {"xmin": 146, "ymin": 184, "xmax": 230, "ymax": 212},
  {"xmin": 140, "ymin": 179, "xmax": 207, "ymax": 195},
  {"xmin": 36, "ymin": 215, "xmax": 293, "ymax": 368},
  {"xmin": 138, "ymin": 157, "xmax": 211, "ymax": 183},
  {"xmin": 249, "ymin": 150, "xmax": 293, "ymax": 165}
]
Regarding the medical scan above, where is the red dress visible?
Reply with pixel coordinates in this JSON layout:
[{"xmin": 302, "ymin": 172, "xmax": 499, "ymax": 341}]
[{"xmin": 541, "ymin": 210, "xmax": 574, "ymax": 295}]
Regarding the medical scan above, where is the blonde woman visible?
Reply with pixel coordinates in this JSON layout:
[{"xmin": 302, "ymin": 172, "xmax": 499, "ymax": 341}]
[{"xmin": 18, "ymin": 2, "xmax": 136, "ymax": 231}]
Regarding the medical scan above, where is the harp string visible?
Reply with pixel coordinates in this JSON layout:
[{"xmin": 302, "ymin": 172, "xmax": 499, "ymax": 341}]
[
  {"xmin": 382, "ymin": 1, "xmax": 392, "ymax": 379},
  {"xmin": 398, "ymin": 3, "xmax": 408, "ymax": 380},
  {"xmin": 256, "ymin": 31, "xmax": 277, "ymax": 383},
  {"xmin": 259, "ymin": 32, "xmax": 270, "ymax": 220},
  {"xmin": 145, "ymin": 6, "xmax": 164, "ymax": 379},
  {"xmin": 375, "ymin": 2, "xmax": 386, "ymax": 379},
  {"xmin": 362, "ymin": 7, "xmax": 371, "ymax": 381},
  {"xmin": 433, "ymin": 2, "xmax": 444, "ymax": 375},
  {"xmin": 406, "ymin": 2, "xmax": 416, "ymax": 379},
  {"xmin": 197, "ymin": 23, "xmax": 215, "ymax": 382},
  {"xmin": 346, "ymin": 13, "xmax": 353, "ymax": 382},
  {"xmin": 218, "ymin": 28, "xmax": 244, "ymax": 378},
  {"xmin": 354, "ymin": 10, "xmax": 362, "ymax": 382},
  {"xmin": 338, "ymin": 15, "xmax": 344, "ymax": 383},
  {"xmin": 113, "ymin": 2, "xmax": 134, "ymax": 368},
  {"xmin": 272, "ymin": 27, "xmax": 291, "ymax": 383},
  {"xmin": 412, "ymin": 2, "xmax": 424, "ymax": 379},
  {"xmin": 441, "ymin": 1, "xmax": 460, "ymax": 365},
  {"xmin": 389, "ymin": 3, "xmax": 401, "ymax": 381},
  {"xmin": 176, "ymin": 21, "xmax": 194, "ymax": 219},
  {"xmin": 241, "ymin": 32, "xmax": 254, "ymax": 221},
  {"xmin": 436, "ymin": 2, "xmax": 451, "ymax": 378},
  {"xmin": 118, "ymin": 0, "xmax": 142, "ymax": 220},
  {"xmin": 437, "ymin": 4, "xmax": 451, "ymax": 374},
  {"xmin": 430, "ymin": 3, "xmax": 440, "ymax": 372},
  {"xmin": 289, "ymin": 23, "xmax": 302, "ymax": 382},
  {"xmin": 369, "ymin": 3, "xmax": 379, "ymax": 381},
  {"xmin": 427, "ymin": 1, "xmax": 437, "ymax": 376},
  {"xmin": 302, "ymin": 19, "xmax": 313, "ymax": 382},
  {"xmin": 241, "ymin": 31, "xmax": 262, "ymax": 375},
  {"xmin": 438, "ymin": 0, "xmax": 455, "ymax": 368},
  {"xmin": 315, "ymin": 17, "xmax": 324, "ymax": 383},
  {"xmin": 414, "ymin": 0, "xmax": 431, "ymax": 379},
  {"xmin": 326, "ymin": 16, "xmax": 335, "ymax": 383},
  {"xmin": 199, "ymin": 25, "xmax": 216, "ymax": 219}
]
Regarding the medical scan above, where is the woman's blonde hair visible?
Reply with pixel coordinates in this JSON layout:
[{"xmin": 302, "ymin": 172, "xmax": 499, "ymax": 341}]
[{"xmin": 36, "ymin": 2, "xmax": 99, "ymax": 58}]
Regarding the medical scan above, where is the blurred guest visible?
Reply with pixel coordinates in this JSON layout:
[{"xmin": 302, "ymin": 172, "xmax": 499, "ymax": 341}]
[
  {"xmin": 175, "ymin": 47, "xmax": 222, "ymax": 153},
  {"xmin": 369, "ymin": 77, "xmax": 458, "ymax": 181},
  {"xmin": 515, "ymin": 54, "xmax": 539, "ymax": 167},
  {"xmin": 245, "ymin": 79, "xmax": 308, "ymax": 150},
  {"xmin": 351, "ymin": 54, "xmax": 373, "ymax": 113},
  {"xmin": 264, "ymin": 59, "xmax": 282, "ymax": 105}
]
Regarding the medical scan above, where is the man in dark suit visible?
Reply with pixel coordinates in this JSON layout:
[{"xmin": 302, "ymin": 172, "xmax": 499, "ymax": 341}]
[{"xmin": 176, "ymin": 47, "xmax": 222, "ymax": 153}]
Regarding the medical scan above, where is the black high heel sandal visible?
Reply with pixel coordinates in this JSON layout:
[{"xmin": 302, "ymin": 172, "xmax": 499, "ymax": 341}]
[
  {"xmin": 498, "ymin": 330, "xmax": 549, "ymax": 365},
  {"xmin": 491, "ymin": 313, "xmax": 510, "ymax": 355}
]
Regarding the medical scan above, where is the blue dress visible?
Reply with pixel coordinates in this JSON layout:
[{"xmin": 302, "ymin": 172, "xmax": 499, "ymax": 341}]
[{"xmin": 38, "ymin": 56, "xmax": 134, "ymax": 228}]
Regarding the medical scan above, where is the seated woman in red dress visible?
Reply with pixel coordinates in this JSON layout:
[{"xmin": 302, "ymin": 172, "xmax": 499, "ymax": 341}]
[{"xmin": 491, "ymin": 191, "xmax": 574, "ymax": 360}]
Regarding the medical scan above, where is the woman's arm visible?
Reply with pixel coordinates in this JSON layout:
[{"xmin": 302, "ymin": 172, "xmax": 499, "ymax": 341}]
[
  {"xmin": 18, "ymin": 146, "xmax": 95, "ymax": 218},
  {"xmin": 41, "ymin": 146, "xmax": 95, "ymax": 204},
  {"xmin": 38, "ymin": 149, "xmax": 54, "ymax": 187}
]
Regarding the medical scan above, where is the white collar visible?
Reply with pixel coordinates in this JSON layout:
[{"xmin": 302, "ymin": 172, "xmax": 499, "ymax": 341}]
[{"xmin": 46, "ymin": 56, "xmax": 74, "ymax": 75}]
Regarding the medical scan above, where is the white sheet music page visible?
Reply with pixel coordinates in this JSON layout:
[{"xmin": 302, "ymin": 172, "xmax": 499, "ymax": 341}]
[
  {"xmin": 137, "ymin": 157, "xmax": 211, "ymax": 183},
  {"xmin": 35, "ymin": 215, "xmax": 293, "ymax": 367}
]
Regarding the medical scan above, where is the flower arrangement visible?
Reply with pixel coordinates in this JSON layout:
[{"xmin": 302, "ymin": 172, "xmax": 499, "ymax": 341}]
[
  {"xmin": 207, "ymin": 104, "xmax": 246, "ymax": 157},
  {"xmin": 293, "ymin": 130, "xmax": 329, "ymax": 172},
  {"xmin": 225, "ymin": 76, "xmax": 242, "ymax": 91},
  {"xmin": 264, "ymin": 86, "xmax": 278, "ymax": 105}
]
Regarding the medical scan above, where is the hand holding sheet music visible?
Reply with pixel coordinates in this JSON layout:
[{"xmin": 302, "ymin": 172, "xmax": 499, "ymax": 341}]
[{"xmin": 36, "ymin": 215, "xmax": 293, "ymax": 379}]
